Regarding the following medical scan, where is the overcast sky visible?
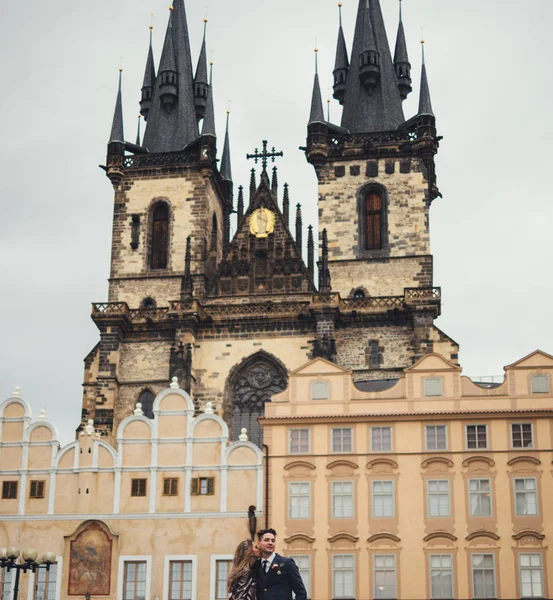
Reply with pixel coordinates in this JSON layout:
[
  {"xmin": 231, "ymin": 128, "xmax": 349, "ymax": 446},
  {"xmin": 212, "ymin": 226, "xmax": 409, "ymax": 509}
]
[{"xmin": 1, "ymin": 0, "xmax": 552, "ymax": 445}]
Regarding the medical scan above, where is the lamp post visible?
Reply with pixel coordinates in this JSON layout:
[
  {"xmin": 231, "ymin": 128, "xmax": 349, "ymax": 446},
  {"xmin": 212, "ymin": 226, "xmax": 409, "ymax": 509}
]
[{"xmin": 0, "ymin": 547, "xmax": 56, "ymax": 600}]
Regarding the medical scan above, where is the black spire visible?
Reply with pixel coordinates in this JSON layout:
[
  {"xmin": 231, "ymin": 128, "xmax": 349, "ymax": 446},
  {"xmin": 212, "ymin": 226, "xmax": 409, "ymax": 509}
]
[
  {"xmin": 140, "ymin": 27, "xmax": 156, "ymax": 120},
  {"xmin": 237, "ymin": 185, "xmax": 244, "ymax": 228},
  {"xmin": 194, "ymin": 19, "xmax": 209, "ymax": 122},
  {"xmin": 136, "ymin": 115, "xmax": 142, "ymax": 146},
  {"xmin": 143, "ymin": 2, "xmax": 199, "ymax": 153},
  {"xmin": 319, "ymin": 229, "xmax": 331, "ymax": 293},
  {"xmin": 271, "ymin": 167, "xmax": 278, "ymax": 196},
  {"xmin": 309, "ymin": 49, "xmax": 325, "ymax": 125},
  {"xmin": 341, "ymin": 0, "xmax": 405, "ymax": 133},
  {"xmin": 295, "ymin": 204, "xmax": 303, "ymax": 253},
  {"xmin": 282, "ymin": 183, "xmax": 290, "ymax": 228},
  {"xmin": 220, "ymin": 111, "xmax": 232, "ymax": 182},
  {"xmin": 307, "ymin": 225, "xmax": 315, "ymax": 282},
  {"xmin": 359, "ymin": 0, "xmax": 381, "ymax": 94},
  {"xmin": 109, "ymin": 69, "xmax": 125, "ymax": 143},
  {"xmin": 333, "ymin": 3, "xmax": 350, "ymax": 105},
  {"xmin": 249, "ymin": 169, "xmax": 257, "ymax": 202},
  {"xmin": 418, "ymin": 41, "xmax": 434, "ymax": 116},
  {"xmin": 201, "ymin": 62, "xmax": 216, "ymax": 137},
  {"xmin": 393, "ymin": 1, "xmax": 412, "ymax": 100}
]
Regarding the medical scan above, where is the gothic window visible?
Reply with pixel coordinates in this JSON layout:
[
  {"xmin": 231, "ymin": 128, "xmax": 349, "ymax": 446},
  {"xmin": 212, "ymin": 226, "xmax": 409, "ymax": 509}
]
[
  {"xmin": 211, "ymin": 214, "xmax": 218, "ymax": 252},
  {"xmin": 150, "ymin": 202, "xmax": 169, "ymax": 270},
  {"xmin": 139, "ymin": 389, "xmax": 154, "ymax": 419},
  {"xmin": 366, "ymin": 341, "xmax": 380, "ymax": 369},
  {"xmin": 365, "ymin": 191, "xmax": 383, "ymax": 250},
  {"xmin": 142, "ymin": 297, "xmax": 156, "ymax": 310}
]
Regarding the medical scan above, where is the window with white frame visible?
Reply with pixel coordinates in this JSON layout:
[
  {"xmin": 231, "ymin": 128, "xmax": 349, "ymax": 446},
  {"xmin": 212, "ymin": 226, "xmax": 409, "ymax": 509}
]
[
  {"xmin": 531, "ymin": 375, "xmax": 549, "ymax": 394},
  {"xmin": 424, "ymin": 378, "xmax": 443, "ymax": 397},
  {"xmin": 289, "ymin": 482, "xmax": 310, "ymax": 519},
  {"xmin": 333, "ymin": 555, "xmax": 355, "ymax": 599},
  {"xmin": 290, "ymin": 555, "xmax": 311, "ymax": 599},
  {"xmin": 372, "ymin": 480, "xmax": 394, "ymax": 518},
  {"xmin": 426, "ymin": 425, "xmax": 448, "ymax": 451},
  {"xmin": 471, "ymin": 554, "xmax": 496, "ymax": 599},
  {"xmin": 34, "ymin": 563, "xmax": 58, "ymax": 600},
  {"xmin": 332, "ymin": 481, "xmax": 354, "ymax": 518},
  {"xmin": 429, "ymin": 554, "xmax": 454, "ymax": 599},
  {"xmin": 469, "ymin": 479, "xmax": 492, "ymax": 517},
  {"xmin": 374, "ymin": 555, "xmax": 396, "ymax": 599},
  {"xmin": 511, "ymin": 423, "xmax": 534, "ymax": 448},
  {"xmin": 332, "ymin": 428, "xmax": 353, "ymax": 453},
  {"xmin": 289, "ymin": 429, "xmax": 310, "ymax": 454},
  {"xmin": 311, "ymin": 381, "xmax": 329, "ymax": 400},
  {"xmin": 515, "ymin": 478, "xmax": 538, "ymax": 515},
  {"xmin": 123, "ymin": 562, "xmax": 148, "ymax": 600},
  {"xmin": 1, "ymin": 569, "xmax": 12, "ymax": 600},
  {"xmin": 371, "ymin": 426, "xmax": 392, "ymax": 452},
  {"xmin": 169, "ymin": 560, "xmax": 193, "ymax": 600},
  {"xmin": 466, "ymin": 424, "xmax": 488, "ymax": 449},
  {"xmin": 519, "ymin": 554, "xmax": 543, "ymax": 598},
  {"xmin": 427, "ymin": 480, "xmax": 451, "ymax": 517},
  {"xmin": 215, "ymin": 560, "xmax": 231, "ymax": 600}
]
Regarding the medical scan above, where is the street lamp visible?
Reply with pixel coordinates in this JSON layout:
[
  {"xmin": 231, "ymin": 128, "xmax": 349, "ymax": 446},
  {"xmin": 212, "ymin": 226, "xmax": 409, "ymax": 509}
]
[{"xmin": 0, "ymin": 547, "xmax": 56, "ymax": 600}]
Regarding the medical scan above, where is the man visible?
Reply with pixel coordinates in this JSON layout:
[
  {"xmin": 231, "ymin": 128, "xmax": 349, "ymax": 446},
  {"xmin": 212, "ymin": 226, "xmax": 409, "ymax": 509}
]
[{"xmin": 256, "ymin": 528, "xmax": 307, "ymax": 600}]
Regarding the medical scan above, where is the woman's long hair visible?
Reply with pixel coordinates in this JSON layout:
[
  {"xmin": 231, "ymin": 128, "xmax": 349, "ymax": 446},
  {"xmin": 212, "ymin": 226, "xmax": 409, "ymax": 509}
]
[{"xmin": 227, "ymin": 539, "xmax": 254, "ymax": 594}]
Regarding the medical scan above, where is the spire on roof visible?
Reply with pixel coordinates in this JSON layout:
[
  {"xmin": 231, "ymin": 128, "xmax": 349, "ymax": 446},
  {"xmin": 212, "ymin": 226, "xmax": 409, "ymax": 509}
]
[
  {"xmin": 359, "ymin": 0, "xmax": 380, "ymax": 94},
  {"xmin": 309, "ymin": 49, "xmax": 325, "ymax": 125},
  {"xmin": 271, "ymin": 167, "xmax": 278, "ymax": 196},
  {"xmin": 194, "ymin": 19, "xmax": 209, "ymax": 122},
  {"xmin": 201, "ymin": 62, "xmax": 216, "ymax": 136},
  {"xmin": 249, "ymin": 169, "xmax": 257, "ymax": 202},
  {"xmin": 341, "ymin": 0, "xmax": 405, "ymax": 133},
  {"xmin": 283, "ymin": 183, "xmax": 290, "ymax": 228},
  {"xmin": 307, "ymin": 225, "xmax": 315, "ymax": 282},
  {"xmin": 143, "ymin": 1, "xmax": 199, "ymax": 153},
  {"xmin": 418, "ymin": 40, "xmax": 434, "ymax": 116},
  {"xmin": 136, "ymin": 115, "xmax": 142, "ymax": 146},
  {"xmin": 333, "ymin": 3, "xmax": 350, "ymax": 105},
  {"xmin": 220, "ymin": 111, "xmax": 232, "ymax": 182},
  {"xmin": 393, "ymin": 0, "xmax": 412, "ymax": 100},
  {"xmin": 140, "ymin": 26, "xmax": 156, "ymax": 120},
  {"xmin": 109, "ymin": 68, "xmax": 125, "ymax": 143},
  {"xmin": 237, "ymin": 185, "xmax": 244, "ymax": 228},
  {"xmin": 295, "ymin": 204, "xmax": 303, "ymax": 253}
]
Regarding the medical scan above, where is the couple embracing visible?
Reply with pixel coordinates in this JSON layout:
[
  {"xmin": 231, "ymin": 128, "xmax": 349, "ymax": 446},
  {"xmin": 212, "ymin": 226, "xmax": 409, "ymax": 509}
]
[{"xmin": 228, "ymin": 529, "xmax": 307, "ymax": 600}]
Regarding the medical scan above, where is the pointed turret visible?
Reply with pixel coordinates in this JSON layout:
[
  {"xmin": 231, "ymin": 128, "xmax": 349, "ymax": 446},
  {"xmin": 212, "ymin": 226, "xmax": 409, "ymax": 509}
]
[
  {"xmin": 295, "ymin": 204, "xmax": 303, "ymax": 254},
  {"xmin": 194, "ymin": 19, "xmax": 209, "ymax": 122},
  {"xmin": 393, "ymin": 0, "xmax": 412, "ymax": 100},
  {"xmin": 307, "ymin": 225, "xmax": 315, "ymax": 282},
  {"xmin": 237, "ymin": 185, "xmax": 244, "ymax": 228},
  {"xmin": 418, "ymin": 41, "xmax": 434, "ymax": 117},
  {"xmin": 249, "ymin": 169, "xmax": 257, "ymax": 202},
  {"xmin": 201, "ymin": 62, "xmax": 216, "ymax": 137},
  {"xmin": 359, "ymin": 0, "xmax": 381, "ymax": 94},
  {"xmin": 309, "ymin": 49, "xmax": 325, "ymax": 125},
  {"xmin": 109, "ymin": 69, "xmax": 125, "ymax": 143},
  {"xmin": 271, "ymin": 167, "xmax": 278, "ymax": 196},
  {"xmin": 136, "ymin": 115, "xmax": 142, "ymax": 146},
  {"xmin": 158, "ymin": 12, "xmax": 178, "ymax": 113},
  {"xmin": 220, "ymin": 111, "xmax": 232, "ymax": 183},
  {"xmin": 282, "ymin": 183, "xmax": 290, "ymax": 228},
  {"xmin": 333, "ymin": 3, "xmax": 350, "ymax": 105},
  {"xmin": 140, "ymin": 26, "xmax": 156, "ymax": 120}
]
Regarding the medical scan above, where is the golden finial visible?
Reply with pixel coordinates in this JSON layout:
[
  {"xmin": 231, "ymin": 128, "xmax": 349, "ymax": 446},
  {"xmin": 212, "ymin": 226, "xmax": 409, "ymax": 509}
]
[
  {"xmin": 210, "ymin": 61, "xmax": 214, "ymax": 66},
  {"xmin": 205, "ymin": 5, "xmax": 209, "ymax": 19},
  {"xmin": 169, "ymin": 5, "xmax": 174, "ymax": 11},
  {"xmin": 149, "ymin": 12, "xmax": 154, "ymax": 30},
  {"xmin": 338, "ymin": 2, "xmax": 342, "ymax": 6},
  {"xmin": 421, "ymin": 27, "xmax": 425, "ymax": 45},
  {"xmin": 119, "ymin": 56, "xmax": 123, "ymax": 71}
]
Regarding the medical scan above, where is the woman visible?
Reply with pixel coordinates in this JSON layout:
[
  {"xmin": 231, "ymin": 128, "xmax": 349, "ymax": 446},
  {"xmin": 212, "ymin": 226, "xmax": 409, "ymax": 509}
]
[{"xmin": 227, "ymin": 539, "xmax": 260, "ymax": 600}]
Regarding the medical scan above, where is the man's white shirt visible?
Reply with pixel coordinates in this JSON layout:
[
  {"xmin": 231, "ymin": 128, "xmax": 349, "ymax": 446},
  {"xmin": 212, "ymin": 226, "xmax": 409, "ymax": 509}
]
[{"xmin": 262, "ymin": 552, "xmax": 276, "ymax": 573}]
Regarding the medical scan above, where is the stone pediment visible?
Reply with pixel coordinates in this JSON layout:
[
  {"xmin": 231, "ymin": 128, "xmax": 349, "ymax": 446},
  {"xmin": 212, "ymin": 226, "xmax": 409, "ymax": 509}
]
[
  {"xmin": 405, "ymin": 352, "xmax": 461, "ymax": 373},
  {"xmin": 291, "ymin": 357, "xmax": 351, "ymax": 376},
  {"xmin": 505, "ymin": 350, "xmax": 553, "ymax": 370}
]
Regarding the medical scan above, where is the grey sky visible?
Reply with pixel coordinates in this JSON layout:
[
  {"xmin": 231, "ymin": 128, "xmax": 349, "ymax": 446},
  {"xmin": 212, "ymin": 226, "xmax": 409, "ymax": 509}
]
[{"xmin": 1, "ymin": 0, "xmax": 552, "ymax": 446}]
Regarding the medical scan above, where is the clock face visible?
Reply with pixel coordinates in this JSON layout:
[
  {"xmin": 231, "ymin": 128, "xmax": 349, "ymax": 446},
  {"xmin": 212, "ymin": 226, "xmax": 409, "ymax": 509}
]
[{"xmin": 249, "ymin": 208, "xmax": 276, "ymax": 238}]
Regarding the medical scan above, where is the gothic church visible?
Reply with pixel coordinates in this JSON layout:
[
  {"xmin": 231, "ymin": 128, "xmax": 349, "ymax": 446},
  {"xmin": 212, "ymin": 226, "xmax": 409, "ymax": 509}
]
[{"xmin": 83, "ymin": 0, "xmax": 458, "ymax": 446}]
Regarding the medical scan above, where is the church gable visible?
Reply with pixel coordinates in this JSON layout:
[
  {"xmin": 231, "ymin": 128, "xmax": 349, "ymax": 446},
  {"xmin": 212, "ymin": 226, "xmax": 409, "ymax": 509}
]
[
  {"xmin": 505, "ymin": 350, "xmax": 553, "ymax": 370},
  {"xmin": 215, "ymin": 172, "xmax": 314, "ymax": 296}
]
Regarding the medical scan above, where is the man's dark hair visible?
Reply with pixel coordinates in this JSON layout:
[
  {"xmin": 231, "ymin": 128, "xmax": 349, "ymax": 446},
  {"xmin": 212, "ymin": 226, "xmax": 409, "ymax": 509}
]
[{"xmin": 257, "ymin": 528, "xmax": 277, "ymax": 540}]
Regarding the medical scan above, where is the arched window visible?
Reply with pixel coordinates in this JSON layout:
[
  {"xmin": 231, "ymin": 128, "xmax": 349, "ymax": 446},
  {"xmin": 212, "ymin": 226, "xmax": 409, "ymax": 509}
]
[
  {"xmin": 150, "ymin": 202, "xmax": 169, "ymax": 270},
  {"xmin": 139, "ymin": 389, "xmax": 155, "ymax": 419},
  {"xmin": 365, "ymin": 191, "xmax": 383, "ymax": 250},
  {"xmin": 354, "ymin": 289, "xmax": 365, "ymax": 300},
  {"xmin": 142, "ymin": 297, "xmax": 156, "ymax": 310},
  {"xmin": 210, "ymin": 214, "xmax": 218, "ymax": 252}
]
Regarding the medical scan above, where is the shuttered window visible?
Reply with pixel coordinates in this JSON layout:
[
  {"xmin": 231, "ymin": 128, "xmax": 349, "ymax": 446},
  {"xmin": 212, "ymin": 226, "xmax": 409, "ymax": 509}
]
[
  {"xmin": 191, "ymin": 477, "xmax": 215, "ymax": 496},
  {"xmin": 365, "ymin": 192, "xmax": 383, "ymax": 250}
]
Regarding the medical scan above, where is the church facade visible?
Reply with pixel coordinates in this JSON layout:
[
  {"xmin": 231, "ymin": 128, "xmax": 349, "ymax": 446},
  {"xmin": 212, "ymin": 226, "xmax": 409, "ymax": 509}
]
[{"xmin": 82, "ymin": 0, "xmax": 458, "ymax": 448}]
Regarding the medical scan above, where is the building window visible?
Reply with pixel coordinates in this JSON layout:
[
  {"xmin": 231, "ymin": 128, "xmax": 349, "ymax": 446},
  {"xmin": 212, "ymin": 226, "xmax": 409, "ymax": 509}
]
[
  {"xmin": 131, "ymin": 479, "xmax": 147, "ymax": 497},
  {"xmin": 333, "ymin": 555, "xmax": 355, "ymax": 599},
  {"xmin": 139, "ymin": 389, "xmax": 155, "ymax": 420},
  {"xmin": 142, "ymin": 297, "xmax": 156, "ymax": 310},
  {"xmin": 169, "ymin": 560, "xmax": 193, "ymax": 600},
  {"xmin": 150, "ymin": 202, "xmax": 170, "ymax": 270},
  {"xmin": 519, "ymin": 554, "xmax": 543, "ymax": 598},
  {"xmin": 289, "ymin": 482, "xmax": 310, "ymax": 519},
  {"xmin": 511, "ymin": 423, "xmax": 534, "ymax": 448},
  {"xmin": 34, "ymin": 562, "xmax": 58, "ymax": 600},
  {"xmin": 424, "ymin": 378, "xmax": 443, "ymax": 397},
  {"xmin": 372, "ymin": 480, "xmax": 394, "ymax": 518},
  {"xmin": 1, "ymin": 569, "xmax": 12, "ymax": 600},
  {"xmin": 311, "ymin": 382, "xmax": 329, "ymax": 400},
  {"xmin": 466, "ymin": 424, "xmax": 488, "ymax": 449},
  {"xmin": 290, "ymin": 429, "xmax": 310, "ymax": 454},
  {"xmin": 471, "ymin": 554, "xmax": 496, "ymax": 599},
  {"xmin": 163, "ymin": 478, "xmax": 179, "ymax": 497},
  {"xmin": 531, "ymin": 375, "xmax": 549, "ymax": 394},
  {"xmin": 29, "ymin": 480, "xmax": 46, "ymax": 499},
  {"xmin": 123, "ymin": 561, "xmax": 148, "ymax": 600},
  {"xmin": 332, "ymin": 481, "xmax": 354, "ymax": 519},
  {"xmin": 426, "ymin": 425, "xmax": 448, "ymax": 451},
  {"xmin": 514, "ymin": 478, "xmax": 538, "ymax": 515},
  {"xmin": 365, "ymin": 191, "xmax": 384, "ymax": 250},
  {"xmin": 191, "ymin": 477, "xmax": 215, "ymax": 496},
  {"xmin": 469, "ymin": 479, "xmax": 492, "ymax": 517},
  {"xmin": 429, "ymin": 554, "xmax": 454, "ymax": 599},
  {"xmin": 427, "ymin": 480, "xmax": 450, "ymax": 517},
  {"xmin": 374, "ymin": 555, "xmax": 396, "ymax": 599},
  {"xmin": 371, "ymin": 426, "xmax": 392, "ymax": 452},
  {"xmin": 2, "ymin": 481, "xmax": 18, "ymax": 499},
  {"xmin": 366, "ymin": 340, "xmax": 380, "ymax": 369},
  {"xmin": 289, "ymin": 556, "xmax": 311, "ymax": 599},
  {"xmin": 215, "ymin": 560, "xmax": 231, "ymax": 600},
  {"xmin": 353, "ymin": 289, "xmax": 365, "ymax": 300},
  {"xmin": 332, "ymin": 428, "xmax": 353, "ymax": 453}
]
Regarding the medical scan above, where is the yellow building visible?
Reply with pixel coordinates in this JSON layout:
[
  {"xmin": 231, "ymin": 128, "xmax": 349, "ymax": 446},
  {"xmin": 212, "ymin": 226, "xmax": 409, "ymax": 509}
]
[
  {"xmin": 0, "ymin": 380, "xmax": 261, "ymax": 600},
  {"xmin": 261, "ymin": 351, "xmax": 553, "ymax": 600}
]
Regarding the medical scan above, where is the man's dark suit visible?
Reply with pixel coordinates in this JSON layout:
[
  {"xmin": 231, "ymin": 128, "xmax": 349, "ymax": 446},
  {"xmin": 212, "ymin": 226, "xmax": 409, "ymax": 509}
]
[{"xmin": 256, "ymin": 554, "xmax": 307, "ymax": 600}]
